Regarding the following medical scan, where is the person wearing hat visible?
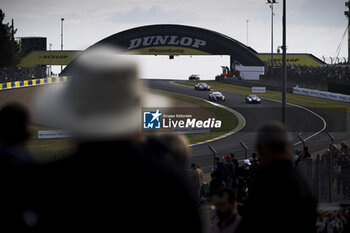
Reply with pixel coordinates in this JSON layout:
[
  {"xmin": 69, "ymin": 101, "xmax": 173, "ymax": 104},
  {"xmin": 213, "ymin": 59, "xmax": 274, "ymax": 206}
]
[
  {"xmin": 243, "ymin": 159, "xmax": 251, "ymax": 166},
  {"xmin": 326, "ymin": 211, "xmax": 341, "ymax": 233},
  {"xmin": 316, "ymin": 210, "xmax": 326, "ymax": 233},
  {"xmin": 237, "ymin": 122, "xmax": 317, "ymax": 233},
  {"xmin": 28, "ymin": 47, "xmax": 202, "ymax": 233},
  {"xmin": 237, "ymin": 159, "xmax": 251, "ymax": 189}
]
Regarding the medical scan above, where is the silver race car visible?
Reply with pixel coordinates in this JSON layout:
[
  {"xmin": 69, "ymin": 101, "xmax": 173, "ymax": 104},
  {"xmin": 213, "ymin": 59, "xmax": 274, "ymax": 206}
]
[
  {"xmin": 194, "ymin": 82, "xmax": 211, "ymax": 91},
  {"xmin": 209, "ymin": 91, "xmax": 226, "ymax": 101},
  {"xmin": 245, "ymin": 95, "xmax": 262, "ymax": 104}
]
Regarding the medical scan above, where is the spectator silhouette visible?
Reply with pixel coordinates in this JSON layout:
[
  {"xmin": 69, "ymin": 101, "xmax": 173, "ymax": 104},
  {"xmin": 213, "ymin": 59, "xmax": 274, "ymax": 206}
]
[
  {"xmin": 211, "ymin": 188, "xmax": 242, "ymax": 233},
  {"xmin": 191, "ymin": 163, "xmax": 204, "ymax": 206},
  {"xmin": 0, "ymin": 103, "xmax": 40, "ymax": 231},
  {"xmin": 238, "ymin": 122, "xmax": 317, "ymax": 233},
  {"xmin": 224, "ymin": 155, "xmax": 236, "ymax": 188},
  {"xmin": 237, "ymin": 160, "xmax": 251, "ymax": 188},
  {"xmin": 316, "ymin": 210, "xmax": 326, "ymax": 233},
  {"xmin": 304, "ymin": 146, "xmax": 311, "ymax": 158},
  {"xmin": 0, "ymin": 103, "xmax": 38, "ymax": 168},
  {"xmin": 210, "ymin": 172, "xmax": 222, "ymax": 197},
  {"xmin": 30, "ymin": 47, "xmax": 202, "ymax": 233},
  {"xmin": 214, "ymin": 157, "xmax": 225, "ymax": 186}
]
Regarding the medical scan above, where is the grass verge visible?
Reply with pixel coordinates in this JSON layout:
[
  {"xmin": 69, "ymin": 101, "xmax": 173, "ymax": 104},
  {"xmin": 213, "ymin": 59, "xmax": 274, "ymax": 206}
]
[
  {"xmin": 28, "ymin": 89, "xmax": 239, "ymax": 162},
  {"xmin": 147, "ymin": 89, "xmax": 239, "ymax": 144},
  {"xmin": 28, "ymin": 126, "xmax": 74, "ymax": 163},
  {"xmin": 175, "ymin": 80, "xmax": 350, "ymax": 114}
]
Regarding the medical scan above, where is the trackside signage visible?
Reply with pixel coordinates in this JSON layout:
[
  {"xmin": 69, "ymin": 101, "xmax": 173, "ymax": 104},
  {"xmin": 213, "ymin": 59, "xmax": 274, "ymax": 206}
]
[
  {"xmin": 252, "ymin": 87, "xmax": 266, "ymax": 93},
  {"xmin": 38, "ymin": 130, "xmax": 71, "ymax": 139},
  {"xmin": 127, "ymin": 35, "xmax": 207, "ymax": 50},
  {"xmin": 293, "ymin": 87, "xmax": 350, "ymax": 103}
]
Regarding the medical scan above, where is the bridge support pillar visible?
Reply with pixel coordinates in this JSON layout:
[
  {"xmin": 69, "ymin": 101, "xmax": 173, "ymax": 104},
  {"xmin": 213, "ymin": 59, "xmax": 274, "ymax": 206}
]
[{"xmin": 230, "ymin": 55, "xmax": 235, "ymax": 73}]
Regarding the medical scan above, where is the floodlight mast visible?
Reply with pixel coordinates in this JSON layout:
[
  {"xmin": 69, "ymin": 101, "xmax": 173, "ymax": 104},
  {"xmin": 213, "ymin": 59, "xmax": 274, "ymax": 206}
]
[
  {"xmin": 281, "ymin": 0, "xmax": 287, "ymax": 124},
  {"xmin": 61, "ymin": 18, "xmax": 64, "ymax": 72},
  {"xmin": 267, "ymin": 0, "xmax": 278, "ymax": 68},
  {"xmin": 345, "ymin": 1, "xmax": 350, "ymax": 65}
]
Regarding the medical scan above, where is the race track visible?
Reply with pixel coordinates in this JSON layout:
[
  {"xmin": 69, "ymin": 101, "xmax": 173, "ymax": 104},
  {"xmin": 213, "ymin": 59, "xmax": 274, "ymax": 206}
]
[
  {"xmin": 0, "ymin": 80, "xmax": 348, "ymax": 172},
  {"xmin": 146, "ymin": 79, "xmax": 350, "ymax": 171}
]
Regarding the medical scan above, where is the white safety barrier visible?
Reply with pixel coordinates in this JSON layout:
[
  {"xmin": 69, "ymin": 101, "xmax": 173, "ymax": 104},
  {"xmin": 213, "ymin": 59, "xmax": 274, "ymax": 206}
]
[
  {"xmin": 293, "ymin": 87, "xmax": 350, "ymax": 103},
  {"xmin": 38, "ymin": 130, "xmax": 71, "ymax": 139}
]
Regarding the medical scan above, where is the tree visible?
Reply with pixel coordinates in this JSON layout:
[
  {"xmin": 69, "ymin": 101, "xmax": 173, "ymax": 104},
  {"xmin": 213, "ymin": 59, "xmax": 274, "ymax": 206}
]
[{"xmin": 0, "ymin": 9, "xmax": 20, "ymax": 68}]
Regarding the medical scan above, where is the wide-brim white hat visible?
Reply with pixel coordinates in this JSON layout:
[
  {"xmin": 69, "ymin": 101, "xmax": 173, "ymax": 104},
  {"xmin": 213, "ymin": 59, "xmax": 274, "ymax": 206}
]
[{"xmin": 33, "ymin": 47, "xmax": 153, "ymax": 139}]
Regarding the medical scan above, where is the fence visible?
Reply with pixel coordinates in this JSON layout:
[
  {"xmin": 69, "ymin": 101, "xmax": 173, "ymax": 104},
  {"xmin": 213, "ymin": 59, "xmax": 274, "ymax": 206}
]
[
  {"xmin": 191, "ymin": 142, "xmax": 251, "ymax": 174},
  {"xmin": 197, "ymin": 131, "xmax": 350, "ymax": 204},
  {"xmin": 297, "ymin": 152, "xmax": 350, "ymax": 204}
]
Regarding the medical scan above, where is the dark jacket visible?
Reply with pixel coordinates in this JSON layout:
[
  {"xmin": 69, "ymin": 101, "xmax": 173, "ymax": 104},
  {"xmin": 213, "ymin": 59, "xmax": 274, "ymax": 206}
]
[
  {"xmin": 0, "ymin": 139, "xmax": 202, "ymax": 233},
  {"xmin": 238, "ymin": 159, "xmax": 317, "ymax": 233},
  {"xmin": 0, "ymin": 147, "xmax": 41, "ymax": 231},
  {"xmin": 0, "ymin": 147, "xmax": 38, "ymax": 168}
]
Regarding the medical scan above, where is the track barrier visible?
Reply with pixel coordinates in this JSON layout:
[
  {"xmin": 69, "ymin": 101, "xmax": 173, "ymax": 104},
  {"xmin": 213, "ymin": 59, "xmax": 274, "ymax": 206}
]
[{"xmin": 0, "ymin": 77, "xmax": 68, "ymax": 91}]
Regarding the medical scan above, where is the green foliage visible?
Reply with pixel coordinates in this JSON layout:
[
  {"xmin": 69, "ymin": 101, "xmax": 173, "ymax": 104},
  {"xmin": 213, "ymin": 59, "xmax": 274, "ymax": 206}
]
[{"xmin": 0, "ymin": 9, "xmax": 21, "ymax": 68}]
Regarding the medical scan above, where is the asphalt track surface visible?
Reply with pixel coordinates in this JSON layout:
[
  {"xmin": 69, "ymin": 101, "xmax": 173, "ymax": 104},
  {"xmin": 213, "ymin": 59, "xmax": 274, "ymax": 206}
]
[
  {"xmin": 0, "ymin": 81, "xmax": 349, "ymax": 172},
  {"xmin": 146, "ymin": 79, "xmax": 350, "ymax": 171}
]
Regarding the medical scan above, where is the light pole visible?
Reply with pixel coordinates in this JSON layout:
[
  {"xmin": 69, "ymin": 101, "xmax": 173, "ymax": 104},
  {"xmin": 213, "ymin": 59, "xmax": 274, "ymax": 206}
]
[
  {"xmin": 281, "ymin": 0, "xmax": 287, "ymax": 125},
  {"xmin": 60, "ymin": 18, "xmax": 64, "ymax": 73},
  {"xmin": 267, "ymin": 0, "xmax": 278, "ymax": 68},
  {"xmin": 246, "ymin": 20, "xmax": 249, "ymax": 46},
  {"xmin": 11, "ymin": 19, "xmax": 15, "ymax": 82},
  {"xmin": 49, "ymin": 43, "xmax": 52, "ymax": 77}
]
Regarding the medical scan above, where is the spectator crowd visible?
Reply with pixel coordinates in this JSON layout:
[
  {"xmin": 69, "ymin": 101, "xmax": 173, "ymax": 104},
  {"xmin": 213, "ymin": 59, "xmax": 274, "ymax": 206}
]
[
  {"xmin": 316, "ymin": 208, "xmax": 350, "ymax": 233},
  {"xmin": 268, "ymin": 65, "xmax": 350, "ymax": 81},
  {"xmin": 193, "ymin": 141, "xmax": 350, "ymax": 233},
  {"xmin": 191, "ymin": 123, "xmax": 318, "ymax": 233},
  {"xmin": 0, "ymin": 66, "xmax": 47, "ymax": 82}
]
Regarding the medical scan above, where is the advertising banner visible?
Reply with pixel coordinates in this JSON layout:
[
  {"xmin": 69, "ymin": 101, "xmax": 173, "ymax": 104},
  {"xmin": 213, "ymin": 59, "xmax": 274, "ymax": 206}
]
[{"xmin": 293, "ymin": 87, "xmax": 350, "ymax": 103}]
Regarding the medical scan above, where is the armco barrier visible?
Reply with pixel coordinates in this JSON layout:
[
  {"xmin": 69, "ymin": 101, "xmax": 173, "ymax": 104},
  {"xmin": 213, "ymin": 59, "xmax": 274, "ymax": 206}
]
[
  {"xmin": 0, "ymin": 77, "xmax": 68, "ymax": 91},
  {"xmin": 293, "ymin": 87, "xmax": 350, "ymax": 103}
]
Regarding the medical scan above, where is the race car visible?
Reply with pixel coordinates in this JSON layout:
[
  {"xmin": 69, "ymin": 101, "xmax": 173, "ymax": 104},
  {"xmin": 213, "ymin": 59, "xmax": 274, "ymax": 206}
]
[
  {"xmin": 194, "ymin": 82, "xmax": 211, "ymax": 91},
  {"xmin": 189, "ymin": 74, "xmax": 200, "ymax": 81},
  {"xmin": 209, "ymin": 91, "xmax": 226, "ymax": 101},
  {"xmin": 245, "ymin": 95, "xmax": 262, "ymax": 104}
]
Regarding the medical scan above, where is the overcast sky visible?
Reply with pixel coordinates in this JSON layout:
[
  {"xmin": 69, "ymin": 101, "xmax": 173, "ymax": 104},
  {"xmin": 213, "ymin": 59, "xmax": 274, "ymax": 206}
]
[{"xmin": 1, "ymin": 0, "xmax": 348, "ymax": 78}]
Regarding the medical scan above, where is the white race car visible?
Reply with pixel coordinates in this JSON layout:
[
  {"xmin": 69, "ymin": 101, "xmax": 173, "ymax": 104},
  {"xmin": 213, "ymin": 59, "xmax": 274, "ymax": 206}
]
[
  {"xmin": 245, "ymin": 95, "xmax": 262, "ymax": 104},
  {"xmin": 209, "ymin": 91, "xmax": 226, "ymax": 101}
]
